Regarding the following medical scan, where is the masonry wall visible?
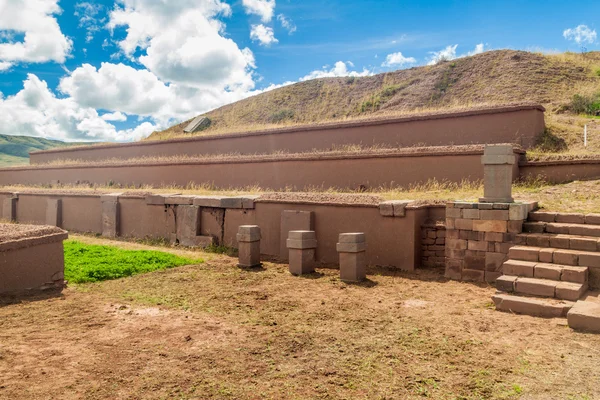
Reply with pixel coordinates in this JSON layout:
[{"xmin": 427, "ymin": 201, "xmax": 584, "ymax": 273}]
[
  {"xmin": 29, "ymin": 105, "xmax": 545, "ymax": 164},
  {"xmin": 519, "ymin": 159, "xmax": 600, "ymax": 183},
  {"xmin": 0, "ymin": 151, "xmax": 522, "ymax": 191}
]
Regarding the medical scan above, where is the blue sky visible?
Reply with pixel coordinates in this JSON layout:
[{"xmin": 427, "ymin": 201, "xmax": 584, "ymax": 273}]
[{"xmin": 0, "ymin": 0, "xmax": 598, "ymax": 142}]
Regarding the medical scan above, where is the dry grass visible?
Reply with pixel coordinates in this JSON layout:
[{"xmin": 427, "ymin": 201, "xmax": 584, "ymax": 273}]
[
  {"xmin": 1, "ymin": 236, "xmax": 599, "ymax": 399},
  {"xmin": 3, "ymin": 178, "xmax": 600, "ymax": 213}
]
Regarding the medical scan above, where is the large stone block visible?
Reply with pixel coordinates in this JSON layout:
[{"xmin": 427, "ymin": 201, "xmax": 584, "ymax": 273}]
[
  {"xmin": 201, "ymin": 207, "xmax": 225, "ymax": 244},
  {"xmin": 337, "ymin": 232, "xmax": 366, "ymax": 283},
  {"xmin": 2, "ymin": 197, "xmax": 17, "ymax": 222},
  {"xmin": 567, "ymin": 301, "xmax": 600, "ymax": 333},
  {"xmin": 45, "ymin": 198, "xmax": 62, "ymax": 227},
  {"xmin": 479, "ymin": 145, "xmax": 515, "ymax": 203},
  {"xmin": 472, "ymin": 219, "xmax": 508, "ymax": 233},
  {"xmin": 279, "ymin": 210, "xmax": 314, "ymax": 259},
  {"xmin": 102, "ymin": 201, "xmax": 119, "ymax": 238},
  {"xmin": 176, "ymin": 205, "xmax": 204, "ymax": 247},
  {"xmin": 237, "ymin": 225, "xmax": 261, "ymax": 268}
]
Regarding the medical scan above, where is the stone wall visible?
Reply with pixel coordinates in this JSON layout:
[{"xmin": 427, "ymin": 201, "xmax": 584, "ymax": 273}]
[
  {"xmin": 444, "ymin": 201, "xmax": 537, "ymax": 282},
  {"xmin": 421, "ymin": 222, "xmax": 446, "ymax": 268}
]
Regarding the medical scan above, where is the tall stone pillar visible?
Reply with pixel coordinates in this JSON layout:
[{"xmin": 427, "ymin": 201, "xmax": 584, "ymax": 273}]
[
  {"xmin": 479, "ymin": 144, "xmax": 515, "ymax": 203},
  {"xmin": 237, "ymin": 225, "xmax": 262, "ymax": 268},
  {"xmin": 337, "ymin": 233, "xmax": 367, "ymax": 283}
]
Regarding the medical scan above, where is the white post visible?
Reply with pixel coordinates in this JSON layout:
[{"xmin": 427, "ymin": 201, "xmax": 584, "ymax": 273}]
[{"xmin": 584, "ymin": 124, "xmax": 588, "ymax": 147}]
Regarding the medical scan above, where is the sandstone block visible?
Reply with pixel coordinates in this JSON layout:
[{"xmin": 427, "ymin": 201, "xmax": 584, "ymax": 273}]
[
  {"xmin": 237, "ymin": 225, "xmax": 262, "ymax": 242},
  {"xmin": 528, "ymin": 212, "xmax": 556, "ymax": 222},
  {"xmin": 515, "ymin": 277, "xmax": 557, "ymax": 297},
  {"xmin": 526, "ymin": 234, "xmax": 549, "ymax": 247},
  {"xmin": 567, "ymin": 301, "xmax": 600, "ymax": 333},
  {"xmin": 496, "ymin": 275, "xmax": 517, "ymax": 292},
  {"xmin": 584, "ymin": 213, "xmax": 600, "ymax": 225},
  {"xmin": 555, "ymin": 213, "xmax": 585, "ymax": 224},
  {"xmin": 485, "ymin": 232, "xmax": 504, "ymax": 242},
  {"xmin": 480, "ymin": 210, "xmax": 509, "ymax": 221},
  {"xmin": 238, "ymin": 225, "xmax": 261, "ymax": 268},
  {"xmin": 485, "ymin": 252, "xmax": 508, "ymax": 272},
  {"xmin": 561, "ymin": 266, "xmax": 588, "ymax": 284},
  {"xmin": 336, "ymin": 242, "xmax": 366, "ymax": 253},
  {"xmin": 472, "ymin": 219, "xmax": 507, "ymax": 233},
  {"xmin": 45, "ymin": 199, "xmax": 62, "ymax": 227},
  {"xmin": 539, "ymin": 248, "xmax": 555, "ymax": 263},
  {"xmin": 461, "ymin": 268, "xmax": 484, "ymax": 282},
  {"xmin": 2, "ymin": 197, "xmax": 16, "ymax": 222},
  {"xmin": 507, "ymin": 220, "xmax": 523, "ymax": 233},
  {"xmin": 176, "ymin": 205, "xmax": 201, "ymax": 246},
  {"xmin": 280, "ymin": 210, "xmax": 314, "ymax": 259},
  {"xmin": 554, "ymin": 250, "xmax": 580, "ymax": 266},
  {"xmin": 508, "ymin": 246, "xmax": 540, "ymax": 262},
  {"xmin": 546, "ymin": 223, "xmax": 571, "ymax": 234},
  {"xmin": 467, "ymin": 240, "xmax": 488, "ymax": 252},
  {"xmin": 549, "ymin": 235, "xmax": 570, "ymax": 249},
  {"xmin": 509, "ymin": 203, "xmax": 528, "ymax": 221},
  {"xmin": 455, "ymin": 219, "xmax": 473, "ymax": 230},
  {"xmin": 570, "ymin": 237, "xmax": 598, "ymax": 251},
  {"xmin": 339, "ymin": 251, "xmax": 366, "ymax": 283},
  {"xmin": 102, "ymin": 201, "xmax": 119, "ymax": 238},
  {"xmin": 502, "ymin": 260, "xmax": 536, "ymax": 277},
  {"xmin": 462, "ymin": 209, "xmax": 479, "ymax": 219},
  {"xmin": 485, "ymin": 271, "xmax": 503, "ymax": 283},
  {"xmin": 534, "ymin": 263, "xmax": 562, "ymax": 280},
  {"xmin": 446, "ymin": 207, "xmax": 462, "ymax": 218},
  {"xmin": 446, "ymin": 218, "xmax": 456, "ymax": 230},
  {"xmin": 555, "ymin": 281, "xmax": 586, "ymax": 301}
]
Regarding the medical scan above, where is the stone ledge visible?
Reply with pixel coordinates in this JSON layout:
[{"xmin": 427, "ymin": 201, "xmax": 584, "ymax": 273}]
[{"xmin": 379, "ymin": 200, "xmax": 413, "ymax": 217}]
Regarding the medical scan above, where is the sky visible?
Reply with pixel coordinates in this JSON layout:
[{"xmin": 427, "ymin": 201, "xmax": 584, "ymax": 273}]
[{"xmin": 0, "ymin": 0, "xmax": 598, "ymax": 143}]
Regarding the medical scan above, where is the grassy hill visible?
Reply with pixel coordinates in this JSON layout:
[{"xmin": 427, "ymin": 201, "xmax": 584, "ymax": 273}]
[
  {"xmin": 0, "ymin": 135, "xmax": 90, "ymax": 167},
  {"xmin": 151, "ymin": 50, "xmax": 600, "ymax": 154}
]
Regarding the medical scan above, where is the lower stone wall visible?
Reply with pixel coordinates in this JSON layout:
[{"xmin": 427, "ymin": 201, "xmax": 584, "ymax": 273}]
[
  {"xmin": 421, "ymin": 222, "xmax": 446, "ymax": 268},
  {"xmin": 444, "ymin": 201, "xmax": 537, "ymax": 282}
]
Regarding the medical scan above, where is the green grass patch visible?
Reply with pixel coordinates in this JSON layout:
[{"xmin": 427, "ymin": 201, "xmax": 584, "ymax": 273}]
[{"xmin": 64, "ymin": 240, "xmax": 203, "ymax": 283}]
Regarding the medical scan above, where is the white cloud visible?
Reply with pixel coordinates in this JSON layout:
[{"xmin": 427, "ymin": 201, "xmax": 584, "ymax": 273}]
[
  {"xmin": 0, "ymin": 74, "xmax": 154, "ymax": 142},
  {"xmin": 382, "ymin": 52, "xmax": 416, "ymax": 68},
  {"xmin": 108, "ymin": 0, "xmax": 255, "ymax": 91},
  {"xmin": 101, "ymin": 111, "xmax": 127, "ymax": 122},
  {"xmin": 300, "ymin": 61, "xmax": 372, "ymax": 81},
  {"xmin": 242, "ymin": 0, "xmax": 276, "ymax": 23},
  {"xmin": 250, "ymin": 24, "xmax": 278, "ymax": 46},
  {"xmin": 563, "ymin": 24, "xmax": 597, "ymax": 45},
  {"xmin": 427, "ymin": 43, "xmax": 487, "ymax": 65},
  {"xmin": 0, "ymin": 0, "xmax": 72, "ymax": 70},
  {"xmin": 277, "ymin": 14, "xmax": 296, "ymax": 34},
  {"xmin": 74, "ymin": 2, "xmax": 105, "ymax": 43}
]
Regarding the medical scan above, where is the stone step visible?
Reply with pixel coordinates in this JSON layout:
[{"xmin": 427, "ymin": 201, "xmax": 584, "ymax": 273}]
[
  {"xmin": 529, "ymin": 211, "xmax": 600, "ymax": 225},
  {"xmin": 567, "ymin": 300, "xmax": 600, "ymax": 333},
  {"xmin": 497, "ymin": 275, "xmax": 587, "ymax": 301},
  {"xmin": 501, "ymin": 259, "xmax": 588, "ymax": 283},
  {"xmin": 492, "ymin": 293, "xmax": 573, "ymax": 318},
  {"xmin": 523, "ymin": 221, "xmax": 600, "ymax": 237},
  {"xmin": 508, "ymin": 245, "xmax": 600, "ymax": 269},
  {"xmin": 517, "ymin": 233, "xmax": 600, "ymax": 252}
]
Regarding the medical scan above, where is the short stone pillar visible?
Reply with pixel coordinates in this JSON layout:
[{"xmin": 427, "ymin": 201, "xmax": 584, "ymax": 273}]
[
  {"xmin": 286, "ymin": 231, "xmax": 317, "ymax": 275},
  {"xmin": 337, "ymin": 233, "xmax": 367, "ymax": 283},
  {"xmin": 46, "ymin": 198, "xmax": 62, "ymax": 227},
  {"xmin": 101, "ymin": 193, "xmax": 121, "ymax": 238},
  {"xmin": 2, "ymin": 196, "xmax": 17, "ymax": 222},
  {"xmin": 237, "ymin": 225, "xmax": 261, "ymax": 268},
  {"xmin": 479, "ymin": 144, "xmax": 515, "ymax": 203}
]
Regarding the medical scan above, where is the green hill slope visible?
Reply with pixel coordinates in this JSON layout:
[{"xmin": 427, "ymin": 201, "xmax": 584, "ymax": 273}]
[{"xmin": 0, "ymin": 135, "xmax": 90, "ymax": 166}]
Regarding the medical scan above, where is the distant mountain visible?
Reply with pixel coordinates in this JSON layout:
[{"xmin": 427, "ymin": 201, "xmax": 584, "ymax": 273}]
[{"xmin": 0, "ymin": 134, "xmax": 90, "ymax": 167}]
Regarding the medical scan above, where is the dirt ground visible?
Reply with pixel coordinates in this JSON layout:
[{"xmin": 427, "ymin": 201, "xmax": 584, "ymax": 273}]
[{"xmin": 1, "ymin": 237, "xmax": 600, "ymax": 400}]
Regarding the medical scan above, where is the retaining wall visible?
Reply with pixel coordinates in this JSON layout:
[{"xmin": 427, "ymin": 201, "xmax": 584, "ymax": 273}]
[
  {"xmin": 29, "ymin": 104, "xmax": 545, "ymax": 164},
  {"xmin": 0, "ymin": 149, "xmax": 523, "ymax": 190},
  {"xmin": 0, "ymin": 191, "xmax": 443, "ymax": 271},
  {"xmin": 519, "ymin": 159, "xmax": 600, "ymax": 183}
]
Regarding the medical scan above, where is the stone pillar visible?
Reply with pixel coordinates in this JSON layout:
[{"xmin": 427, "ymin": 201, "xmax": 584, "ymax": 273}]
[
  {"xmin": 286, "ymin": 230, "xmax": 317, "ymax": 275},
  {"xmin": 101, "ymin": 194, "xmax": 120, "ymax": 238},
  {"xmin": 280, "ymin": 210, "xmax": 314, "ymax": 259},
  {"xmin": 237, "ymin": 225, "xmax": 261, "ymax": 268},
  {"xmin": 337, "ymin": 233, "xmax": 367, "ymax": 283},
  {"xmin": 2, "ymin": 196, "xmax": 17, "ymax": 222},
  {"xmin": 479, "ymin": 144, "xmax": 515, "ymax": 203},
  {"xmin": 45, "ymin": 198, "xmax": 62, "ymax": 227}
]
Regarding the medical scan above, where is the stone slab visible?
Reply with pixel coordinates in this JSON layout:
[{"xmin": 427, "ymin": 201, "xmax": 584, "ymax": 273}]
[
  {"xmin": 567, "ymin": 300, "xmax": 600, "ymax": 333},
  {"xmin": 102, "ymin": 201, "xmax": 119, "ymax": 238},
  {"xmin": 279, "ymin": 210, "xmax": 314, "ymax": 259},
  {"xmin": 493, "ymin": 294, "xmax": 571, "ymax": 318},
  {"xmin": 2, "ymin": 197, "xmax": 16, "ymax": 222},
  {"xmin": 45, "ymin": 199, "xmax": 62, "ymax": 227}
]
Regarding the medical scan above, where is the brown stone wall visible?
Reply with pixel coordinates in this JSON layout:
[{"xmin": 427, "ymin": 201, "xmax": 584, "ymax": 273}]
[
  {"xmin": 520, "ymin": 159, "xmax": 600, "ymax": 184},
  {"xmin": 421, "ymin": 222, "xmax": 446, "ymax": 268},
  {"xmin": 0, "ymin": 151, "xmax": 518, "ymax": 191},
  {"xmin": 29, "ymin": 105, "xmax": 545, "ymax": 164}
]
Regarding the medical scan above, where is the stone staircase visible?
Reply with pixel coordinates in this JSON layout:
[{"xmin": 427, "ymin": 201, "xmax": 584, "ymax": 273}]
[{"xmin": 493, "ymin": 212, "xmax": 600, "ymax": 329}]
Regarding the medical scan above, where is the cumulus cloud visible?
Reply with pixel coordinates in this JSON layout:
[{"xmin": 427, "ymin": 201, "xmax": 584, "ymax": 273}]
[
  {"xmin": 300, "ymin": 61, "xmax": 372, "ymax": 81},
  {"xmin": 0, "ymin": 0, "xmax": 72, "ymax": 71},
  {"xmin": 0, "ymin": 74, "xmax": 155, "ymax": 142},
  {"xmin": 250, "ymin": 24, "xmax": 278, "ymax": 46},
  {"xmin": 382, "ymin": 52, "xmax": 416, "ymax": 68},
  {"xmin": 427, "ymin": 43, "xmax": 486, "ymax": 65},
  {"xmin": 563, "ymin": 24, "xmax": 597, "ymax": 45},
  {"xmin": 101, "ymin": 111, "xmax": 127, "ymax": 122},
  {"xmin": 242, "ymin": 0, "xmax": 276, "ymax": 23},
  {"xmin": 277, "ymin": 14, "xmax": 296, "ymax": 34}
]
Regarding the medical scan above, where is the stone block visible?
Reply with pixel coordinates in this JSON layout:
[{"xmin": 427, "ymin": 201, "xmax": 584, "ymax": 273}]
[
  {"xmin": 496, "ymin": 275, "xmax": 517, "ymax": 292},
  {"xmin": 485, "ymin": 252, "xmax": 508, "ymax": 272},
  {"xmin": 45, "ymin": 199, "xmax": 62, "ymax": 227},
  {"xmin": 479, "ymin": 210, "xmax": 509, "ymax": 221},
  {"xmin": 485, "ymin": 271, "xmax": 503, "ymax": 283},
  {"xmin": 176, "ymin": 205, "xmax": 201, "ymax": 246},
  {"xmin": 164, "ymin": 195, "xmax": 195, "ymax": 205},
  {"xmin": 534, "ymin": 263, "xmax": 562, "ymax": 280},
  {"xmin": 492, "ymin": 203, "xmax": 511, "ymax": 210},
  {"xmin": 555, "ymin": 282, "xmax": 586, "ymax": 301},
  {"xmin": 539, "ymin": 248, "xmax": 555, "ymax": 263},
  {"xmin": 472, "ymin": 219, "xmax": 507, "ymax": 233},
  {"xmin": 555, "ymin": 213, "xmax": 585, "ymax": 224},
  {"xmin": 238, "ymin": 225, "xmax": 261, "ymax": 268},
  {"xmin": 526, "ymin": 234, "xmax": 550, "ymax": 247},
  {"xmin": 288, "ymin": 248, "xmax": 315, "ymax": 275},
  {"xmin": 493, "ymin": 294, "xmax": 570, "ymax": 318},
  {"xmin": 146, "ymin": 193, "xmax": 180, "ymax": 205},
  {"xmin": 509, "ymin": 204, "xmax": 528, "ymax": 220},
  {"xmin": 446, "ymin": 218, "xmax": 456, "ymax": 230},
  {"xmin": 461, "ymin": 268, "xmax": 485, "ymax": 282},
  {"xmin": 561, "ymin": 266, "xmax": 588, "ymax": 284},
  {"xmin": 477, "ymin": 203, "xmax": 493, "ymax": 210},
  {"xmin": 338, "ymin": 232, "xmax": 366, "ymax": 243},
  {"xmin": 515, "ymin": 277, "xmax": 557, "ymax": 297},
  {"xmin": 444, "ymin": 259, "xmax": 462, "ymax": 280},
  {"xmin": 467, "ymin": 240, "xmax": 488, "ymax": 251},
  {"xmin": 102, "ymin": 201, "xmax": 119, "ymax": 238},
  {"xmin": 280, "ymin": 210, "xmax": 314, "ymax": 259},
  {"xmin": 553, "ymin": 250, "xmax": 580, "ymax": 266},
  {"xmin": 446, "ymin": 238, "xmax": 467, "ymax": 250},
  {"xmin": 336, "ymin": 242, "xmax": 366, "ymax": 253},
  {"xmin": 523, "ymin": 222, "xmax": 546, "ymax": 233},
  {"xmin": 495, "ymin": 242, "xmax": 515, "ymax": 254},
  {"xmin": 502, "ymin": 260, "xmax": 535, "ymax": 277},
  {"xmin": 100, "ymin": 193, "xmax": 122, "ymax": 203},
  {"xmin": 528, "ymin": 212, "xmax": 556, "ymax": 222},
  {"xmin": 479, "ymin": 145, "xmax": 515, "ymax": 203},
  {"xmin": 570, "ymin": 224, "xmax": 600, "ymax": 237},
  {"xmin": 546, "ymin": 223, "xmax": 572, "ymax": 234},
  {"xmin": 485, "ymin": 232, "xmax": 504, "ymax": 242},
  {"xmin": 570, "ymin": 237, "xmax": 598, "ymax": 251},
  {"xmin": 195, "ymin": 196, "xmax": 245, "ymax": 209},
  {"xmin": 584, "ymin": 214, "xmax": 600, "ymax": 225},
  {"xmin": 549, "ymin": 235, "xmax": 570, "ymax": 249},
  {"xmin": 201, "ymin": 207, "xmax": 225, "ymax": 245},
  {"xmin": 578, "ymin": 252, "xmax": 600, "ymax": 268},
  {"xmin": 507, "ymin": 220, "xmax": 523, "ymax": 233},
  {"xmin": 455, "ymin": 219, "xmax": 473, "ymax": 230},
  {"xmin": 464, "ymin": 252, "xmax": 485, "ymax": 271},
  {"xmin": 379, "ymin": 201, "xmax": 394, "ymax": 217},
  {"xmin": 445, "ymin": 249, "xmax": 465, "ymax": 259},
  {"xmin": 2, "ymin": 197, "xmax": 16, "ymax": 221},
  {"xmin": 453, "ymin": 202, "xmax": 476, "ymax": 209},
  {"xmin": 508, "ymin": 246, "xmax": 540, "ymax": 262},
  {"xmin": 339, "ymin": 251, "xmax": 366, "ymax": 283},
  {"xmin": 567, "ymin": 301, "xmax": 600, "ymax": 333},
  {"xmin": 462, "ymin": 209, "xmax": 479, "ymax": 219}
]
